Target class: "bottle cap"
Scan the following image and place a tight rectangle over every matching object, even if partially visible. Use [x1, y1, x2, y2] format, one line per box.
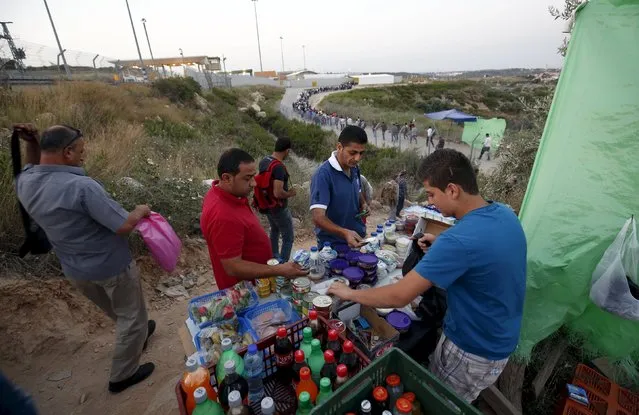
[311, 339, 321, 350]
[371, 232, 377, 237]
[328, 329, 338, 341]
[300, 367, 311, 380]
[294, 349, 305, 363]
[185, 356, 198, 372]
[382, 411, 393, 415]
[323, 242, 331, 247]
[386, 374, 400, 387]
[303, 327, 313, 338]
[337, 364, 348, 377]
[224, 359, 236, 374]
[228, 390, 241, 408]
[248, 344, 258, 354]
[395, 398, 412, 413]
[320, 377, 331, 390]
[373, 386, 388, 402]
[310, 246, 318, 252]
[343, 340, 354, 353]
[360, 400, 372, 412]
[193, 387, 207, 404]
[261, 397, 274, 412]
[277, 327, 287, 338]
[309, 310, 318, 320]
[221, 338, 232, 351]
[402, 392, 415, 402]
[324, 349, 335, 363]
[299, 391, 311, 404]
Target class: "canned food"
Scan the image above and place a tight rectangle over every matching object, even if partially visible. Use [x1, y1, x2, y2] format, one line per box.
[267, 259, 280, 293]
[256, 278, 271, 298]
[327, 318, 346, 335]
[312, 295, 333, 319]
[292, 277, 311, 301]
[303, 292, 319, 316]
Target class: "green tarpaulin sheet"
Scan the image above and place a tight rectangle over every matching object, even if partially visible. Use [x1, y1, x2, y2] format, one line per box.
[461, 118, 506, 149]
[517, 0, 639, 362]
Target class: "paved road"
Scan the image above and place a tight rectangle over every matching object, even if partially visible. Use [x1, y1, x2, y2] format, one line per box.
[280, 87, 498, 173]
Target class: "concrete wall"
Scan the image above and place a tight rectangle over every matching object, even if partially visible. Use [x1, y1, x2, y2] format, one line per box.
[288, 77, 350, 88]
[186, 69, 349, 89]
[229, 75, 281, 87]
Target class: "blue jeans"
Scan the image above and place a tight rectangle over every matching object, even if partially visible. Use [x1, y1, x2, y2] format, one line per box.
[0, 372, 39, 415]
[266, 208, 294, 262]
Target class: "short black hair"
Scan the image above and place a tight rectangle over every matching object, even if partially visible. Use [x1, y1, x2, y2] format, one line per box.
[339, 125, 368, 146]
[418, 149, 479, 195]
[217, 148, 254, 177]
[40, 125, 82, 152]
[274, 137, 292, 152]
[486, 133, 490, 136]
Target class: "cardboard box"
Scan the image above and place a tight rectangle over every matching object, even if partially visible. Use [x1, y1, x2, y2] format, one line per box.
[347, 306, 400, 360]
[423, 217, 452, 237]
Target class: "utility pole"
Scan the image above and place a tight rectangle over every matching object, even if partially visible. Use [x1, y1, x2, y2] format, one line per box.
[0, 22, 26, 71]
[92, 54, 99, 78]
[141, 18, 163, 77]
[42, 0, 71, 78]
[250, 0, 263, 72]
[124, 0, 147, 81]
[279, 36, 285, 73]
[302, 44, 306, 70]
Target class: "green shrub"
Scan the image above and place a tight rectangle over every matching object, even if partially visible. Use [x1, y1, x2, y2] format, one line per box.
[359, 147, 422, 183]
[143, 118, 199, 143]
[152, 77, 201, 103]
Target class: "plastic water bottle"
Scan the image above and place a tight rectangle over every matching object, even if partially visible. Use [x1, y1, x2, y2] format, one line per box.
[243, 344, 265, 405]
[309, 246, 321, 280]
[320, 242, 337, 277]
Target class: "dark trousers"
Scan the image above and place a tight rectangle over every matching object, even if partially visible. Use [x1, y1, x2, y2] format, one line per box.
[479, 146, 491, 160]
[266, 208, 294, 262]
[0, 372, 38, 415]
[396, 194, 405, 217]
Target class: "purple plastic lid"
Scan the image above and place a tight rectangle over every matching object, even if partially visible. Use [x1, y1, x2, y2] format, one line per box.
[358, 254, 378, 266]
[345, 251, 361, 263]
[334, 244, 350, 255]
[342, 267, 365, 282]
[386, 311, 411, 330]
[329, 258, 349, 271]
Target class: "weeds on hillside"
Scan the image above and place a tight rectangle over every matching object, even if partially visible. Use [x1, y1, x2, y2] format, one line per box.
[152, 77, 201, 103]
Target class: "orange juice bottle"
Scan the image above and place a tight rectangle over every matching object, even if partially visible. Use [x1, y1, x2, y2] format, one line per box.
[183, 357, 218, 414]
[295, 367, 318, 403]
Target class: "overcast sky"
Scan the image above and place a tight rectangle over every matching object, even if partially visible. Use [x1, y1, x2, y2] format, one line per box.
[3, 0, 566, 72]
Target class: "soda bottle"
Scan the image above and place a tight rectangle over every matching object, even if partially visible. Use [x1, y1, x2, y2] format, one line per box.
[320, 350, 337, 384]
[274, 327, 294, 383]
[242, 344, 265, 405]
[335, 364, 349, 389]
[316, 377, 332, 406]
[300, 327, 313, 361]
[226, 390, 250, 415]
[401, 392, 421, 415]
[393, 398, 412, 415]
[326, 329, 342, 362]
[338, 341, 358, 376]
[295, 367, 318, 403]
[307, 339, 325, 385]
[192, 387, 224, 415]
[216, 338, 245, 384]
[261, 397, 275, 415]
[308, 310, 322, 343]
[182, 357, 218, 415]
[296, 391, 314, 415]
[385, 374, 404, 410]
[292, 350, 309, 388]
[218, 360, 248, 409]
[359, 400, 372, 415]
[372, 386, 389, 414]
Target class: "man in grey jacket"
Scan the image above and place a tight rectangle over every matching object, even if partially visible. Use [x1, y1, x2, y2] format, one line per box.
[13, 124, 155, 394]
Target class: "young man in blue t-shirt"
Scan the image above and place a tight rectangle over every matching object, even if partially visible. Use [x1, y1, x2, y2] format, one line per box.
[328, 149, 527, 402]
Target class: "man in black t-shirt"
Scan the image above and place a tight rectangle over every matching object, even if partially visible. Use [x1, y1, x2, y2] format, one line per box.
[258, 138, 297, 262]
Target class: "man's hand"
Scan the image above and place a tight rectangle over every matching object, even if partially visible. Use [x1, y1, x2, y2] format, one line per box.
[132, 205, 152, 221]
[360, 204, 371, 218]
[13, 124, 39, 142]
[416, 233, 437, 253]
[276, 262, 309, 278]
[343, 229, 364, 249]
[327, 282, 354, 301]
[288, 188, 297, 197]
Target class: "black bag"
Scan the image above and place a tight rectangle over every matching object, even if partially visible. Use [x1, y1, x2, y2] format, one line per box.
[11, 130, 52, 257]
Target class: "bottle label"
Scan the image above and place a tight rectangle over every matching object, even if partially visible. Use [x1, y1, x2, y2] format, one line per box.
[276, 352, 293, 366]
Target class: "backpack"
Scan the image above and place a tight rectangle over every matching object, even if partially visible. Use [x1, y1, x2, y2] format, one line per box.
[253, 158, 287, 214]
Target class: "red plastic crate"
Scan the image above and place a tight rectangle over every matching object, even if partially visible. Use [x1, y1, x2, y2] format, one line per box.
[570, 364, 639, 415]
[558, 383, 609, 415]
[175, 316, 370, 415]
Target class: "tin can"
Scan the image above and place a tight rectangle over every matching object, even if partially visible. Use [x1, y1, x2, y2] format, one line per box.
[256, 278, 271, 298]
[292, 277, 311, 301]
[327, 318, 346, 335]
[267, 259, 280, 293]
[292, 298, 303, 314]
[302, 292, 319, 316]
[312, 295, 333, 320]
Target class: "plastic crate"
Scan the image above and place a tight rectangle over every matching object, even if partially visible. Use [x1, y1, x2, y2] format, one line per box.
[311, 347, 481, 415]
[193, 317, 257, 366]
[176, 316, 370, 415]
[242, 299, 301, 340]
[571, 364, 639, 415]
[188, 284, 259, 329]
[556, 385, 609, 415]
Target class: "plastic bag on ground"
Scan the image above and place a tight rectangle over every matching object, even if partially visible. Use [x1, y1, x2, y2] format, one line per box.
[590, 217, 639, 321]
[135, 212, 182, 272]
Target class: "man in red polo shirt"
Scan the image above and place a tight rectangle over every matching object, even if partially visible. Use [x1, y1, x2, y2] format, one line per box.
[201, 148, 308, 290]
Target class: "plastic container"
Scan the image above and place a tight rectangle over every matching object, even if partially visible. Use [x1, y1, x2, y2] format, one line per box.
[192, 387, 224, 415]
[357, 254, 378, 270]
[308, 339, 325, 385]
[243, 299, 301, 340]
[261, 397, 275, 415]
[320, 243, 338, 277]
[297, 391, 315, 414]
[189, 285, 258, 329]
[329, 259, 349, 276]
[386, 311, 412, 334]
[216, 338, 245, 385]
[182, 357, 218, 415]
[296, 367, 318, 403]
[345, 251, 361, 267]
[227, 390, 250, 415]
[194, 317, 256, 366]
[333, 244, 350, 259]
[316, 378, 333, 405]
[243, 344, 265, 405]
[569, 363, 639, 415]
[343, 267, 365, 288]
[309, 247, 322, 281]
[309, 348, 482, 415]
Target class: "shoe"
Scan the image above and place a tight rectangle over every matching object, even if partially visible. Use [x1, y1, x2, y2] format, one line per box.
[143, 320, 156, 351]
[108, 363, 155, 393]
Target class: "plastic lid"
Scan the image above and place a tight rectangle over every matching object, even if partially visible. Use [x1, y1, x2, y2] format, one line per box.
[300, 367, 311, 380]
[247, 343, 258, 354]
[294, 349, 305, 363]
[320, 377, 331, 390]
[382, 411, 392, 415]
[309, 310, 318, 320]
[310, 246, 318, 252]
[185, 356, 198, 372]
[303, 327, 313, 338]
[311, 338, 321, 350]
[329, 258, 349, 270]
[337, 364, 348, 377]
[361, 400, 372, 412]
[386, 311, 412, 330]
[371, 232, 377, 237]
[357, 254, 378, 266]
[277, 327, 287, 338]
[299, 391, 311, 405]
[343, 340, 354, 353]
[193, 387, 208, 404]
[386, 374, 401, 387]
[261, 397, 274, 413]
[324, 350, 335, 363]
[224, 359, 236, 374]
[334, 243, 349, 253]
[345, 251, 361, 261]
[228, 390, 241, 407]
[328, 329, 338, 341]
[323, 242, 331, 247]
[342, 267, 364, 282]
[221, 337, 232, 351]
[395, 398, 413, 413]
[373, 386, 389, 402]
[402, 392, 415, 402]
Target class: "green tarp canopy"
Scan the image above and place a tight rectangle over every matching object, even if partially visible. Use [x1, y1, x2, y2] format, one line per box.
[461, 118, 506, 149]
[517, 0, 639, 365]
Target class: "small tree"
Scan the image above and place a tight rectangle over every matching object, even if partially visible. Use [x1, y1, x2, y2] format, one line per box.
[549, 0, 586, 56]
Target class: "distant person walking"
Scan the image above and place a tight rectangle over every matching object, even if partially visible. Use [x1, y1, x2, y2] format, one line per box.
[381, 122, 388, 141]
[400, 123, 409, 140]
[396, 171, 407, 217]
[391, 123, 399, 143]
[410, 125, 418, 144]
[372, 121, 379, 143]
[479, 133, 492, 161]
[436, 136, 446, 151]
[427, 126, 436, 148]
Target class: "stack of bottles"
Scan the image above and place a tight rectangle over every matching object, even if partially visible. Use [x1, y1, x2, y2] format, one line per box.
[342, 374, 424, 415]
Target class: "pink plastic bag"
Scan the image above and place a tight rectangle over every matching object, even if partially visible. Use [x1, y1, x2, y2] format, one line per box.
[135, 212, 182, 272]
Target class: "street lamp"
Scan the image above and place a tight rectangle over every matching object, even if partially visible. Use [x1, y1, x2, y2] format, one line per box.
[124, 0, 146, 81]
[302, 45, 306, 70]
[250, 0, 264, 72]
[179, 48, 184, 74]
[141, 18, 163, 77]
[43, 0, 71, 78]
[279, 36, 285, 72]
